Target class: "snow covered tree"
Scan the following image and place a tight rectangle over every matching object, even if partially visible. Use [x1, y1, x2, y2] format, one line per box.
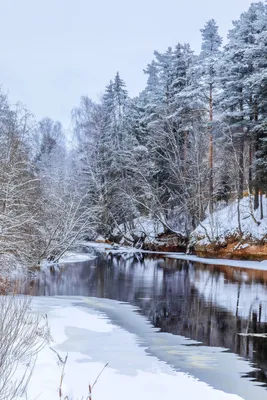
[72, 95, 113, 235]
[0, 97, 41, 268]
[36, 117, 65, 160]
[72, 74, 141, 237]
[218, 2, 267, 212]
[33, 116, 93, 262]
[136, 42, 210, 233]
[1, 0, 265, 256]
[199, 19, 222, 210]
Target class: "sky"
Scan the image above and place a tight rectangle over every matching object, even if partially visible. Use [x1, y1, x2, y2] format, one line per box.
[0, 0, 255, 129]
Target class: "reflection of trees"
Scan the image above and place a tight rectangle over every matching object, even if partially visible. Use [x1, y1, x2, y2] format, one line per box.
[21, 253, 267, 386]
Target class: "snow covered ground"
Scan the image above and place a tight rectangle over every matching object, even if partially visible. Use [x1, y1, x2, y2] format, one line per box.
[193, 196, 267, 244]
[22, 297, 247, 400]
[113, 216, 165, 243]
[59, 251, 96, 264]
[39, 251, 96, 271]
[168, 253, 267, 270]
[111, 197, 267, 249]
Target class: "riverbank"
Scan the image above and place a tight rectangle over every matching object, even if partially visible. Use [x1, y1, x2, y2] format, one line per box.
[194, 241, 267, 261]
[106, 196, 267, 262]
[141, 235, 267, 262]
[25, 297, 245, 400]
[191, 196, 267, 261]
[85, 241, 267, 271]
[108, 233, 267, 262]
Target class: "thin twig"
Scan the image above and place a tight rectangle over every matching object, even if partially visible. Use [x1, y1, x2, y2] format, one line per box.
[91, 362, 109, 390]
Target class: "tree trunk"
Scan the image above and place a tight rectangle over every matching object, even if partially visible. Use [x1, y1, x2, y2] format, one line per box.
[237, 197, 242, 237]
[254, 101, 260, 210]
[238, 140, 244, 199]
[260, 189, 263, 220]
[184, 130, 188, 165]
[248, 139, 253, 194]
[209, 83, 213, 213]
[238, 94, 244, 199]
[254, 188, 259, 211]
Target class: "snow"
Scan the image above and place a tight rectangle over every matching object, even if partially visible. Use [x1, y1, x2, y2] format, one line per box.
[168, 253, 267, 270]
[95, 234, 106, 242]
[40, 252, 96, 271]
[192, 196, 267, 245]
[113, 216, 164, 242]
[59, 251, 96, 264]
[83, 241, 113, 250]
[23, 297, 243, 400]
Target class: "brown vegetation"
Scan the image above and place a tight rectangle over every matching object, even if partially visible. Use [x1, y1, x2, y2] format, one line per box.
[195, 240, 267, 261]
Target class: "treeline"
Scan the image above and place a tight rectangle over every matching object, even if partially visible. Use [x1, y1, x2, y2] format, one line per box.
[73, 2, 267, 238]
[0, 95, 92, 270]
[1, 2, 267, 269]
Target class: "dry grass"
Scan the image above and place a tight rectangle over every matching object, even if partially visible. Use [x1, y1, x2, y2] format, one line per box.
[51, 347, 108, 400]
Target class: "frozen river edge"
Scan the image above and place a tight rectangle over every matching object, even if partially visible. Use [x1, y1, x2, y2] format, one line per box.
[20, 296, 260, 400]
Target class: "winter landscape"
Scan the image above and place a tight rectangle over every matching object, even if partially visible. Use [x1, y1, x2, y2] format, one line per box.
[1, 0, 267, 399]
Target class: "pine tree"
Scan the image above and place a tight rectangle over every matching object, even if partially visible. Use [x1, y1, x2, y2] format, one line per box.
[219, 2, 266, 210]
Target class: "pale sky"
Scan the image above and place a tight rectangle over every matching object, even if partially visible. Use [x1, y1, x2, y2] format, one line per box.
[0, 0, 255, 128]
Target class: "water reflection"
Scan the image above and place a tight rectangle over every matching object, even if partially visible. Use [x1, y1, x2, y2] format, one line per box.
[22, 250, 267, 388]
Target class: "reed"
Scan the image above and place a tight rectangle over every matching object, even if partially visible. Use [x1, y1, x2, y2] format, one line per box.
[51, 347, 108, 400]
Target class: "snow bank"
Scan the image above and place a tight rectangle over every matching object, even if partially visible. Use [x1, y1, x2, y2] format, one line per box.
[59, 251, 96, 264]
[168, 253, 267, 270]
[40, 252, 96, 271]
[24, 297, 243, 400]
[83, 241, 113, 250]
[192, 196, 267, 245]
[113, 216, 164, 243]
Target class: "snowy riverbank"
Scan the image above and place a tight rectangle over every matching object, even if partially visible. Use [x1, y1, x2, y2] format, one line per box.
[22, 297, 247, 400]
[191, 196, 267, 260]
[84, 241, 267, 271]
[105, 196, 267, 261]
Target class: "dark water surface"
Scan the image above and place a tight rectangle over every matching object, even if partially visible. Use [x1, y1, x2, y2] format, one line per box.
[22, 247, 267, 399]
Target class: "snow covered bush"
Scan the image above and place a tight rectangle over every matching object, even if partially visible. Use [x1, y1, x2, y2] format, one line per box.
[0, 295, 50, 400]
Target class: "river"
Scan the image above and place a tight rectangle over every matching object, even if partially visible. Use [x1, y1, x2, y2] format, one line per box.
[21, 246, 267, 399]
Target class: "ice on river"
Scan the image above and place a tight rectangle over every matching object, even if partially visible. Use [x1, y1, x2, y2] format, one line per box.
[22, 297, 244, 400]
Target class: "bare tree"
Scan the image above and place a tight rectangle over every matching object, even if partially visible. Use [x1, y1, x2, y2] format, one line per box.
[0, 295, 50, 400]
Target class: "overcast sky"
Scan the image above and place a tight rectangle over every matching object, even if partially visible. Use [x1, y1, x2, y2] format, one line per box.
[0, 0, 255, 128]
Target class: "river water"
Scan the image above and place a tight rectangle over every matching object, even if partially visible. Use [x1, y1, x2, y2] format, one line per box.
[21, 247, 267, 400]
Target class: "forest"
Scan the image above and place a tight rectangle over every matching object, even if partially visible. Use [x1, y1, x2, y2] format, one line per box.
[1, 1, 267, 270]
